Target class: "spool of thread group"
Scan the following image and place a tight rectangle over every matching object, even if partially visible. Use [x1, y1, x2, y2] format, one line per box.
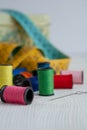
[60, 70, 83, 84]
[13, 71, 33, 86]
[0, 86, 34, 105]
[0, 65, 13, 88]
[13, 68, 27, 76]
[38, 68, 54, 96]
[54, 74, 73, 89]
[21, 77, 38, 91]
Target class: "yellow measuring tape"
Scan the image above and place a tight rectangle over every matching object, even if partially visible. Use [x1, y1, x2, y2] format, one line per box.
[6, 45, 70, 74]
[20, 47, 48, 71]
[7, 46, 48, 69]
[7, 46, 33, 68]
[20, 51, 70, 73]
[50, 59, 70, 74]
[0, 43, 18, 64]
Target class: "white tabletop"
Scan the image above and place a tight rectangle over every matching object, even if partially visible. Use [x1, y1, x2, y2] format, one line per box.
[0, 57, 87, 130]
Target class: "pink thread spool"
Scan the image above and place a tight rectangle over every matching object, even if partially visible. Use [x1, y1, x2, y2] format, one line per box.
[0, 86, 34, 105]
[60, 70, 83, 84]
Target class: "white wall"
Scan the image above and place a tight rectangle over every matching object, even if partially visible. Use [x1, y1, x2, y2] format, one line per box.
[0, 0, 87, 57]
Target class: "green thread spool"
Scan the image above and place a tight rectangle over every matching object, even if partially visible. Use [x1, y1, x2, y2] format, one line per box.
[38, 68, 54, 96]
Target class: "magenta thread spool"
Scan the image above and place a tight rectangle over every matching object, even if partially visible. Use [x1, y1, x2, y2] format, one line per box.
[0, 86, 34, 105]
[60, 70, 83, 84]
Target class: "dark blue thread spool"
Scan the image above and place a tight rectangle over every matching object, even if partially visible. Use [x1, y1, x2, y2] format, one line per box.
[37, 62, 50, 69]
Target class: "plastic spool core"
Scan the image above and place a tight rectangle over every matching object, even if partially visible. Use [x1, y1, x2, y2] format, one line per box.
[0, 86, 7, 102]
[31, 70, 37, 76]
[22, 79, 31, 87]
[38, 62, 49, 65]
[13, 74, 25, 86]
[24, 88, 34, 104]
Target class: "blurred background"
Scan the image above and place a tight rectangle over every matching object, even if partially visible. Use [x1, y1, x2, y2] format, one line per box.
[0, 0, 87, 58]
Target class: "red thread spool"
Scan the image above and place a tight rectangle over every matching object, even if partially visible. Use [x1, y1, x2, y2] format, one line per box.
[0, 86, 34, 105]
[54, 74, 73, 89]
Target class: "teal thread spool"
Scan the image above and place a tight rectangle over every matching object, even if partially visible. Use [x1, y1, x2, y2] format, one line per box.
[38, 68, 54, 96]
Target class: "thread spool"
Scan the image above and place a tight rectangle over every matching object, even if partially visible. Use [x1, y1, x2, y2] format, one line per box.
[31, 62, 50, 76]
[0, 65, 13, 88]
[13, 72, 32, 86]
[21, 72, 33, 78]
[29, 77, 38, 91]
[60, 70, 83, 84]
[31, 69, 55, 76]
[0, 86, 34, 105]
[21, 77, 38, 91]
[31, 70, 38, 76]
[37, 62, 50, 69]
[13, 68, 27, 76]
[38, 68, 54, 96]
[37, 62, 56, 75]
[54, 74, 73, 89]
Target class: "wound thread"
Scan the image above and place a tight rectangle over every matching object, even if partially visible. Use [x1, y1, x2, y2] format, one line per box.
[22, 76, 38, 91]
[13, 68, 27, 76]
[0, 86, 34, 105]
[13, 72, 32, 86]
[37, 62, 50, 69]
[54, 74, 73, 89]
[38, 68, 54, 96]
[60, 70, 83, 84]
[0, 65, 13, 88]
[21, 72, 33, 78]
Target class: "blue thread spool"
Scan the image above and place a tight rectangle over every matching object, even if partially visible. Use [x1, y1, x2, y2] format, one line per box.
[13, 68, 26, 76]
[29, 77, 38, 91]
[22, 76, 38, 91]
[37, 62, 50, 69]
